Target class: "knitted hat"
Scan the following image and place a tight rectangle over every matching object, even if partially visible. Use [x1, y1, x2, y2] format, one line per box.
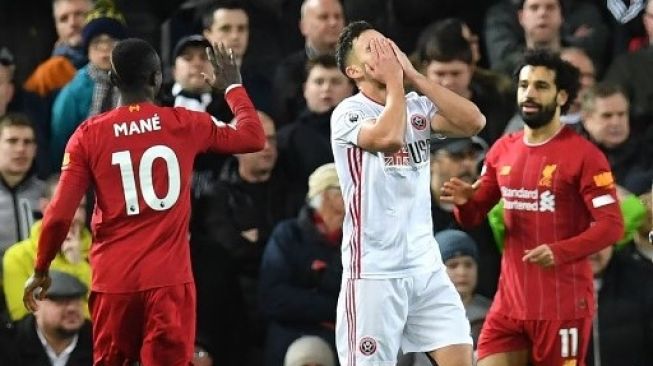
[307, 163, 340, 200]
[81, 0, 127, 51]
[436, 229, 479, 263]
[284, 336, 335, 366]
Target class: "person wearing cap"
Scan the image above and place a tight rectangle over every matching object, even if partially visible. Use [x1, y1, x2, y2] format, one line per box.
[51, 0, 128, 170]
[3, 173, 91, 322]
[14, 270, 92, 365]
[284, 335, 336, 366]
[189, 111, 290, 363]
[437, 230, 492, 346]
[430, 136, 500, 299]
[259, 163, 343, 366]
[159, 35, 214, 113]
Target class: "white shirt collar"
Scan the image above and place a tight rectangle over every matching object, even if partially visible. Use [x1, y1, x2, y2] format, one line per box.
[36, 324, 79, 366]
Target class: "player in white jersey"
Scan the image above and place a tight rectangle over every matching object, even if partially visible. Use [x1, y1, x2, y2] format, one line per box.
[331, 21, 486, 365]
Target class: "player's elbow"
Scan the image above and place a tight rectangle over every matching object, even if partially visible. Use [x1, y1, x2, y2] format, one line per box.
[463, 109, 486, 136]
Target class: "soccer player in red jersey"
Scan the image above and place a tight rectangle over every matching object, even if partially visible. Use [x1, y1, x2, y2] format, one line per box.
[441, 49, 624, 366]
[22, 38, 265, 365]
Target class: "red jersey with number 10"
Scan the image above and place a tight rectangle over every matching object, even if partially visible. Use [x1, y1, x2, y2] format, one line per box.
[36, 86, 264, 293]
[454, 127, 623, 320]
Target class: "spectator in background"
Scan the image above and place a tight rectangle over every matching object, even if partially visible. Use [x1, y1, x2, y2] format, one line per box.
[190, 111, 291, 365]
[559, 47, 596, 126]
[429, 137, 500, 299]
[14, 270, 93, 365]
[484, 0, 609, 76]
[625, 191, 653, 264]
[437, 230, 492, 347]
[604, 0, 653, 133]
[273, 0, 345, 124]
[23, 0, 92, 98]
[159, 35, 213, 113]
[259, 163, 343, 366]
[284, 335, 336, 366]
[50, 0, 127, 169]
[415, 20, 514, 146]
[0, 114, 43, 253]
[277, 54, 353, 213]
[580, 82, 653, 195]
[3, 174, 91, 321]
[201, 0, 273, 120]
[0, 46, 15, 118]
[587, 239, 653, 365]
[602, 0, 648, 55]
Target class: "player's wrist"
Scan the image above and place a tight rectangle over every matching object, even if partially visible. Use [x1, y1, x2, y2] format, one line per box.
[33, 268, 48, 277]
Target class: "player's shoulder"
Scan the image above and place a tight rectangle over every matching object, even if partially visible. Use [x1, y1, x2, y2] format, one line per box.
[559, 127, 602, 155]
[332, 93, 369, 121]
[492, 129, 524, 151]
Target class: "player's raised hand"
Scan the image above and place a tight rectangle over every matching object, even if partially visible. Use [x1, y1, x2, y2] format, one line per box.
[365, 38, 403, 85]
[23, 271, 51, 313]
[440, 177, 479, 206]
[203, 42, 242, 92]
[387, 40, 419, 82]
[523, 244, 555, 267]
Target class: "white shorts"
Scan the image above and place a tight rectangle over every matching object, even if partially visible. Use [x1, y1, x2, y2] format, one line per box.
[336, 269, 472, 365]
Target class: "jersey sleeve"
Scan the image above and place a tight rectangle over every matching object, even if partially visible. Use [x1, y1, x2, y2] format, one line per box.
[331, 100, 373, 147]
[454, 142, 503, 228]
[188, 85, 265, 154]
[548, 146, 624, 264]
[35, 128, 92, 272]
[416, 94, 438, 120]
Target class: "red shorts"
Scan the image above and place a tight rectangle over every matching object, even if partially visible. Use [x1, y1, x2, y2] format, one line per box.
[88, 283, 196, 366]
[477, 312, 591, 366]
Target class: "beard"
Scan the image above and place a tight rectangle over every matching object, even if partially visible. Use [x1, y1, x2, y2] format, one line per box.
[519, 100, 557, 129]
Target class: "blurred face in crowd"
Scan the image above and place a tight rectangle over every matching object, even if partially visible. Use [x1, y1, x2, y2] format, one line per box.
[560, 48, 595, 113]
[237, 113, 277, 177]
[589, 245, 613, 277]
[0, 125, 36, 178]
[203, 8, 249, 61]
[319, 187, 345, 231]
[519, 0, 563, 46]
[304, 64, 353, 113]
[53, 0, 91, 46]
[517, 65, 565, 129]
[0, 65, 14, 116]
[300, 0, 345, 53]
[582, 93, 630, 149]
[88, 34, 118, 70]
[36, 297, 85, 339]
[445, 255, 478, 301]
[173, 46, 212, 93]
[425, 60, 473, 99]
[430, 146, 481, 203]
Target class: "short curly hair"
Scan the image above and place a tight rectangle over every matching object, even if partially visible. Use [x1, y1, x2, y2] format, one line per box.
[335, 21, 374, 77]
[516, 49, 580, 114]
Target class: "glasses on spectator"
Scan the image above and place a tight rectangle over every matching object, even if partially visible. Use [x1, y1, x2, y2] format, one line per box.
[0, 47, 14, 66]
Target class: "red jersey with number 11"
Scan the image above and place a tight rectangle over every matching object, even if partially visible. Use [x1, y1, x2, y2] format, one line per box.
[36, 86, 264, 292]
[454, 127, 623, 320]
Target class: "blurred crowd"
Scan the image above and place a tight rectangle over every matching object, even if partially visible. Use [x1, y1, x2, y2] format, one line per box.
[0, 0, 652, 365]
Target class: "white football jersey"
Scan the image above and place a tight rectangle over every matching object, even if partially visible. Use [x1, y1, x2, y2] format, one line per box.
[331, 92, 443, 279]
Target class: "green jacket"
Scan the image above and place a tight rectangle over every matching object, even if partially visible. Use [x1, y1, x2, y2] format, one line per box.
[2, 220, 92, 320]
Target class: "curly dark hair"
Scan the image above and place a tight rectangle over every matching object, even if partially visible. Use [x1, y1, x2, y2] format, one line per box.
[335, 20, 374, 77]
[516, 49, 580, 114]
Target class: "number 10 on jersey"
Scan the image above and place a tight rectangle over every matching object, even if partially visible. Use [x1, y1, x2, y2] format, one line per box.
[111, 145, 181, 216]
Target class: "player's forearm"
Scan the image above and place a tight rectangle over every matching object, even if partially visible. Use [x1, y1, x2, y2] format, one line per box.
[454, 200, 490, 228]
[549, 210, 624, 265]
[412, 74, 485, 136]
[368, 80, 407, 152]
[223, 85, 266, 153]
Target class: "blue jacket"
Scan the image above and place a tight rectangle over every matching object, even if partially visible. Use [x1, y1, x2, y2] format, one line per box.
[259, 206, 342, 366]
[51, 65, 93, 170]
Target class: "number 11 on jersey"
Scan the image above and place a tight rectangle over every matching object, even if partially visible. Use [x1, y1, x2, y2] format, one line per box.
[111, 145, 181, 216]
